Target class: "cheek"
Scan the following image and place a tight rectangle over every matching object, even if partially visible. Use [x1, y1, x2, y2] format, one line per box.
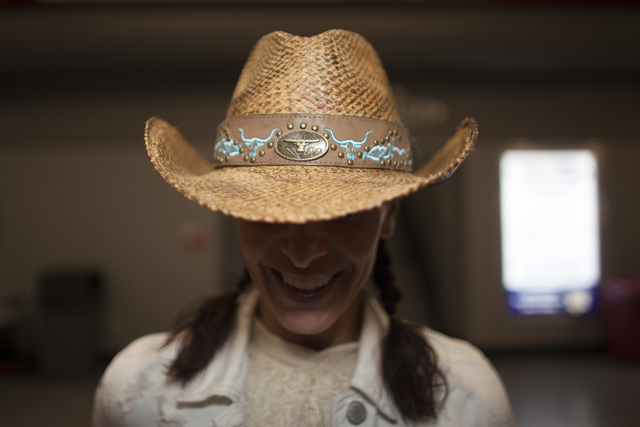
[344, 232, 379, 264]
[236, 222, 282, 264]
[330, 217, 384, 268]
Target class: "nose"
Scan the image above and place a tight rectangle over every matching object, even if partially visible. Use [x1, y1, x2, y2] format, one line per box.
[280, 224, 328, 269]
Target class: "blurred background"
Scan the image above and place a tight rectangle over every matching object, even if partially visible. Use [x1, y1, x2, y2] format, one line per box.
[0, 1, 639, 426]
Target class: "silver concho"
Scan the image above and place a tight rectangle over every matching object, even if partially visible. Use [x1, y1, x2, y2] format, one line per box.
[275, 130, 329, 162]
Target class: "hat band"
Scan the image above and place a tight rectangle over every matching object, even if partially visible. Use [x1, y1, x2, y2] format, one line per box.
[213, 115, 413, 171]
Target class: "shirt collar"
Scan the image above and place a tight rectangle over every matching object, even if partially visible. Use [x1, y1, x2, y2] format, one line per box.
[176, 289, 258, 403]
[350, 295, 400, 422]
[175, 287, 400, 422]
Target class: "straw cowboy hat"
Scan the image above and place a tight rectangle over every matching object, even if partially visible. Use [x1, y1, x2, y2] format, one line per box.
[145, 29, 477, 223]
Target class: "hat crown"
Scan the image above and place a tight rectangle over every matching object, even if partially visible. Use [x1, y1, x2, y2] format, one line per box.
[226, 30, 400, 122]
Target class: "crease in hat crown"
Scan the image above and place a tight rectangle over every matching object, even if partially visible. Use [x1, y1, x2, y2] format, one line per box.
[144, 29, 478, 223]
[226, 30, 400, 122]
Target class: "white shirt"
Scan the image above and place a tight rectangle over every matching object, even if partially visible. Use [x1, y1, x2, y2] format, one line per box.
[92, 289, 515, 427]
[244, 318, 358, 426]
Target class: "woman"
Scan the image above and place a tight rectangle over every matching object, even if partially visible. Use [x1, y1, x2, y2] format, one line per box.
[92, 30, 514, 427]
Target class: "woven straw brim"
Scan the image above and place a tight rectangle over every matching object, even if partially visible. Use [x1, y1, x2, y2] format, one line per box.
[145, 117, 476, 223]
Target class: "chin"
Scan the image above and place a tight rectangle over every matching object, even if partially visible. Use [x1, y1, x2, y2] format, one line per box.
[278, 310, 338, 336]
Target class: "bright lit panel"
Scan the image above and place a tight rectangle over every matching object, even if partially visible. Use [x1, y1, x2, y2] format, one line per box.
[500, 149, 600, 316]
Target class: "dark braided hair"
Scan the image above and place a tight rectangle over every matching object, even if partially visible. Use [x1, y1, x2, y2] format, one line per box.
[164, 269, 250, 385]
[374, 240, 448, 422]
[165, 243, 447, 422]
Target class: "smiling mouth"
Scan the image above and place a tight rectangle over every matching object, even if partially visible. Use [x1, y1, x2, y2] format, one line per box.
[281, 273, 332, 291]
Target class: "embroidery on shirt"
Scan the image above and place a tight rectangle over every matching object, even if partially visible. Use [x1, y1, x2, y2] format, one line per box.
[244, 319, 358, 427]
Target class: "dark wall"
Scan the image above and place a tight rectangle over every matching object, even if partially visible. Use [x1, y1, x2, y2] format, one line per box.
[1, 4, 638, 350]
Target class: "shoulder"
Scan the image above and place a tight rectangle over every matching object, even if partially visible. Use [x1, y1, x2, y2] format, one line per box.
[420, 327, 516, 427]
[102, 333, 175, 388]
[422, 328, 489, 373]
[92, 333, 179, 427]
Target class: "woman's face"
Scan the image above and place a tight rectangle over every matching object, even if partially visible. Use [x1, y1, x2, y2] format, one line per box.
[236, 201, 399, 349]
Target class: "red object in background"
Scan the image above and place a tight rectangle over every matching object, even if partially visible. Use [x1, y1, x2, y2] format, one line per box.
[600, 273, 640, 364]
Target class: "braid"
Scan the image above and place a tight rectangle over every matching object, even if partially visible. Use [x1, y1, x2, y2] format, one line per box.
[164, 269, 250, 385]
[373, 241, 448, 422]
[374, 240, 401, 316]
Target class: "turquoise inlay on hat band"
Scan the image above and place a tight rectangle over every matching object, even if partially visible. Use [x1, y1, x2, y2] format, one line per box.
[212, 114, 413, 171]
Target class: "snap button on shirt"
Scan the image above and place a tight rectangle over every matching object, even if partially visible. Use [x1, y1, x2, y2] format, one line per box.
[347, 401, 367, 425]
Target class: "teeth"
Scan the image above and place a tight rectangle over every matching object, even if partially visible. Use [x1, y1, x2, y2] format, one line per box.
[282, 273, 331, 291]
